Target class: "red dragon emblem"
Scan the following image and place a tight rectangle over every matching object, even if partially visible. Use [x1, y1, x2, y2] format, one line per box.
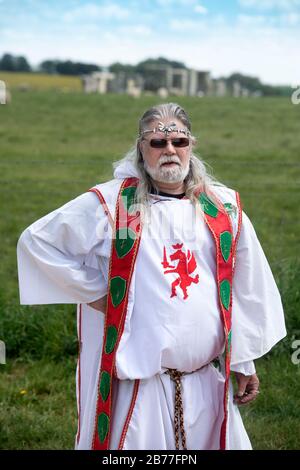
[162, 244, 199, 300]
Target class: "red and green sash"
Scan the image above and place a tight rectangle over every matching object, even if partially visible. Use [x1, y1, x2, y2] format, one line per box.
[199, 192, 241, 449]
[89, 178, 241, 450]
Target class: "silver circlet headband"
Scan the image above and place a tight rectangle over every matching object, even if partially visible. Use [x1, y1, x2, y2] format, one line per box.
[140, 121, 191, 137]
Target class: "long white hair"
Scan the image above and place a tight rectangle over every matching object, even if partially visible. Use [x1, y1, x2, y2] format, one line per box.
[113, 102, 224, 209]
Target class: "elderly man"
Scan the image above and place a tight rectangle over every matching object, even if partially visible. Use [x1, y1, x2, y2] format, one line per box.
[17, 103, 286, 450]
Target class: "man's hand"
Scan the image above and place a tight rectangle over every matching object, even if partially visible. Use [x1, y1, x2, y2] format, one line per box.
[233, 372, 260, 406]
[87, 295, 107, 313]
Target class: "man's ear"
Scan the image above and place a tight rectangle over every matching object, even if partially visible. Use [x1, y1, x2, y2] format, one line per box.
[190, 136, 197, 147]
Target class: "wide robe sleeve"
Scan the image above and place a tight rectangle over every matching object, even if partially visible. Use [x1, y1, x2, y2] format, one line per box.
[230, 211, 287, 365]
[17, 192, 109, 305]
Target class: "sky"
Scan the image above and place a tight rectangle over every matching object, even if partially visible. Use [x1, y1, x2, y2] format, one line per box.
[0, 0, 299, 85]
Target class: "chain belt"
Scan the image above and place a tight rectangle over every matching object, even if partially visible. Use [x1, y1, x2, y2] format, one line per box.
[165, 369, 189, 450]
[165, 362, 218, 450]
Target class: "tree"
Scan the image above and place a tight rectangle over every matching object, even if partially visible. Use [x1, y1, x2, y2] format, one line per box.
[39, 60, 59, 74]
[0, 53, 31, 72]
[109, 62, 136, 75]
[56, 60, 76, 75]
[15, 56, 31, 72]
[226, 73, 262, 91]
[0, 53, 15, 71]
[75, 62, 101, 74]
[136, 57, 186, 73]
[39, 59, 101, 75]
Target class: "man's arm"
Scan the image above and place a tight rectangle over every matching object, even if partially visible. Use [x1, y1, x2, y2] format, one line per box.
[230, 211, 286, 364]
[17, 192, 108, 305]
[234, 372, 260, 406]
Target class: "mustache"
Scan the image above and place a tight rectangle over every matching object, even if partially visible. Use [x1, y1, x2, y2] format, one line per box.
[158, 155, 181, 166]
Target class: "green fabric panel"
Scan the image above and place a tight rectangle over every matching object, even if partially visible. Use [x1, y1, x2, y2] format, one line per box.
[220, 279, 231, 310]
[98, 413, 109, 444]
[227, 330, 232, 350]
[105, 325, 118, 354]
[110, 276, 126, 307]
[199, 192, 218, 218]
[220, 231, 232, 262]
[99, 371, 111, 402]
[115, 228, 136, 258]
[121, 186, 137, 214]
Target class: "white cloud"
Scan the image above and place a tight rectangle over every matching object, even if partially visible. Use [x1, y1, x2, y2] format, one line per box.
[118, 25, 153, 36]
[237, 14, 270, 25]
[194, 5, 208, 14]
[169, 18, 206, 31]
[280, 12, 300, 23]
[237, 11, 300, 26]
[156, 0, 198, 5]
[210, 14, 227, 26]
[1, 28, 16, 38]
[238, 0, 300, 10]
[63, 3, 130, 23]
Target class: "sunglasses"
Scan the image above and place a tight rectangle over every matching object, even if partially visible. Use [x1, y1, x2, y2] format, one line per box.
[146, 137, 190, 149]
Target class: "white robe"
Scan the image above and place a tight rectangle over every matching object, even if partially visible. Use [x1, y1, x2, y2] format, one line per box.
[17, 162, 286, 450]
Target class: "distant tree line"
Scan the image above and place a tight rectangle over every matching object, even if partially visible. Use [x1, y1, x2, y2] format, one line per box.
[0, 53, 290, 96]
[223, 72, 290, 97]
[0, 53, 101, 75]
[39, 60, 101, 75]
[0, 53, 31, 72]
[109, 57, 186, 75]
[39, 56, 186, 76]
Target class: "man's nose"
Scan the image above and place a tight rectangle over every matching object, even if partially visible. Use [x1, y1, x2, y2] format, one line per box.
[164, 141, 176, 154]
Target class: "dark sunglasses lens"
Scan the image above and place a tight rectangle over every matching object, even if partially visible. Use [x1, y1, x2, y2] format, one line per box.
[172, 138, 189, 147]
[149, 138, 189, 148]
[150, 139, 167, 148]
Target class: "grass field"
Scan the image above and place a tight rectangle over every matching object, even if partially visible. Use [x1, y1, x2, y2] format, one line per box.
[0, 88, 299, 449]
[0, 71, 81, 91]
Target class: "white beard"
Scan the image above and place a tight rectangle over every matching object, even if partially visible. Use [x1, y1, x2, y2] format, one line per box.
[144, 155, 190, 184]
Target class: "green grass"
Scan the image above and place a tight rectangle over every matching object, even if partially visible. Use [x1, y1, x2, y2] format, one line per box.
[0, 358, 77, 449]
[240, 355, 300, 450]
[0, 71, 81, 91]
[0, 90, 299, 449]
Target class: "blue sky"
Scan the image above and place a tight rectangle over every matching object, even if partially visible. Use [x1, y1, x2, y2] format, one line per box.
[0, 0, 299, 85]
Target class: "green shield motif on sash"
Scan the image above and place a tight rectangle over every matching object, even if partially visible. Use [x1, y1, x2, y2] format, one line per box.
[220, 231, 232, 262]
[121, 186, 137, 214]
[220, 279, 231, 310]
[199, 193, 218, 218]
[98, 413, 109, 443]
[115, 228, 136, 258]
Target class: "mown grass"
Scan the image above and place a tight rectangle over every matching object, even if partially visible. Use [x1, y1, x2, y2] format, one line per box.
[0, 89, 299, 449]
[0, 71, 81, 91]
[0, 358, 77, 449]
[240, 355, 300, 450]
